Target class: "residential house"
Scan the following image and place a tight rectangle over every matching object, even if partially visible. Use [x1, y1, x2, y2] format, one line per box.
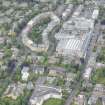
[102, 97, 105, 105]
[96, 62, 105, 69]
[48, 56, 59, 64]
[32, 65, 45, 75]
[66, 73, 76, 82]
[21, 66, 30, 81]
[62, 4, 73, 21]
[48, 67, 66, 78]
[0, 51, 4, 59]
[83, 67, 92, 81]
[11, 47, 19, 59]
[3, 82, 26, 100]
[88, 84, 105, 105]
[0, 37, 5, 44]
[74, 93, 86, 105]
[27, 81, 34, 90]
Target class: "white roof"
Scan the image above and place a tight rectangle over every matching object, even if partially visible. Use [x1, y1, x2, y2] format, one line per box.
[92, 9, 99, 19]
[72, 5, 84, 17]
[83, 67, 92, 79]
[28, 20, 34, 26]
[65, 39, 82, 50]
[62, 4, 73, 18]
[56, 38, 83, 51]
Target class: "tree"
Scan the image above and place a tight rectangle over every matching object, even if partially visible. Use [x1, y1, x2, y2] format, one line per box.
[4, 48, 12, 57]
[70, 0, 79, 5]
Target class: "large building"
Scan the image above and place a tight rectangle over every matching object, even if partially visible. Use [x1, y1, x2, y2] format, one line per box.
[21, 12, 60, 53]
[62, 4, 73, 21]
[55, 17, 94, 58]
[29, 85, 62, 105]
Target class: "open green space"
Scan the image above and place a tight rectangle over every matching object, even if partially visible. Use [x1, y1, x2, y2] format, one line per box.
[96, 99, 102, 105]
[28, 18, 50, 44]
[43, 98, 63, 105]
[92, 68, 105, 85]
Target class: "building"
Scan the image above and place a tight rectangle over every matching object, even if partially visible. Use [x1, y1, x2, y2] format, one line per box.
[66, 73, 76, 82]
[29, 85, 62, 105]
[102, 97, 105, 105]
[48, 67, 66, 78]
[92, 9, 99, 20]
[74, 93, 86, 105]
[0, 51, 4, 59]
[21, 12, 60, 53]
[11, 47, 19, 59]
[55, 17, 94, 40]
[83, 67, 92, 80]
[34, 0, 59, 4]
[0, 37, 5, 44]
[35, 76, 47, 85]
[48, 56, 59, 64]
[56, 38, 87, 58]
[62, 4, 73, 21]
[72, 5, 84, 18]
[88, 84, 105, 105]
[3, 82, 26, 100]
[88, 96, 98, 105]
[55, 17, 94, 58]
[27, 81, 34, 90]
[21, 66, 30, 81]
[32, 65, 45, 75]
[96, 62, 105, 69]
[88, 52, 96, 67]
[65, 0, 84, 4]
[94, 84, 105, 92]
[95, 0, 105, 6]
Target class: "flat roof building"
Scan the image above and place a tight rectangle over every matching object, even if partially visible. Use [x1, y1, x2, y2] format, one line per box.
[83, 67, 92, 80]
[55, 17, 94, 58]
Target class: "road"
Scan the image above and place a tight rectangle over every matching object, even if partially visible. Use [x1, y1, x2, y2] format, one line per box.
[64, 83, 81, 105]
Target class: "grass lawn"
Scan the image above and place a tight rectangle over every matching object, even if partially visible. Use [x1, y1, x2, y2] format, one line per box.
[92, 68, 105, 85]
[28, 18, 50, 44]
[96, 99, 102, 105]
[43, 98, 64, 105]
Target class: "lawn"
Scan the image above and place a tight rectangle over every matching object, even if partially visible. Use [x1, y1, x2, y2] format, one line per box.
[43, 98, 64, 105]
[96, 99, 102, 105]
[92, 68, 105, 85]
[28, 18, 50, 44]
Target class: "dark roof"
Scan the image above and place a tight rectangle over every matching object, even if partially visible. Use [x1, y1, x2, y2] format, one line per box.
[101, 20, 105, 25]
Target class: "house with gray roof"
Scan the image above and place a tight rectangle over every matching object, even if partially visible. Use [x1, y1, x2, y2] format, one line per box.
[88, 84, 105, 105]
[48, 66, 66, 78]
[32, 65, 45, 75]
